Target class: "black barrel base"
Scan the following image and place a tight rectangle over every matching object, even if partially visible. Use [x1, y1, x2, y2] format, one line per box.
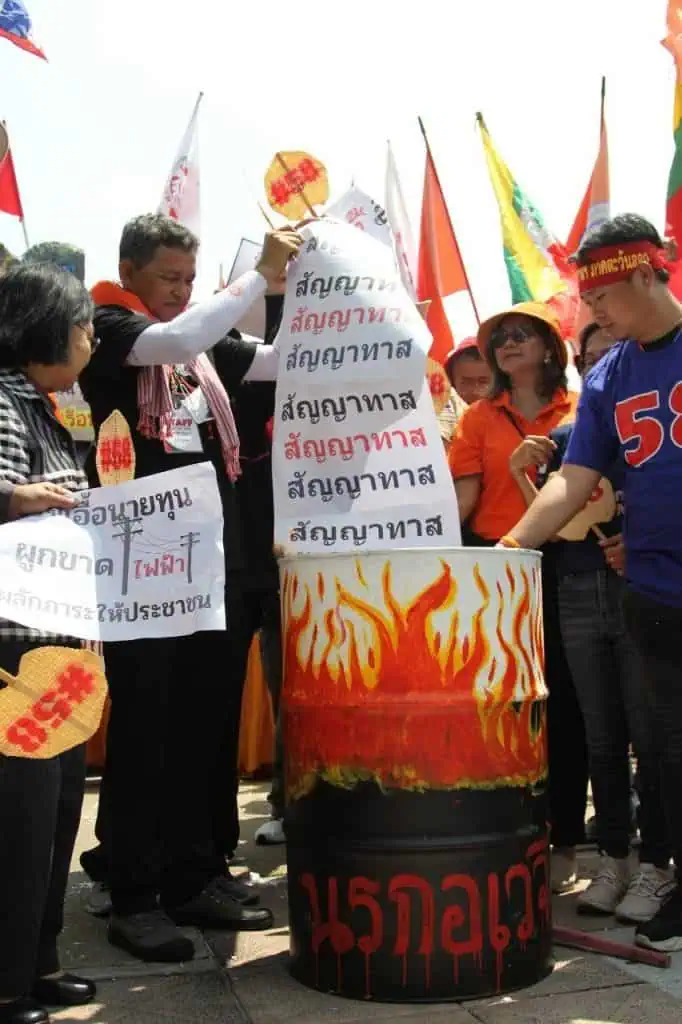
[285, 785, 553, 1003]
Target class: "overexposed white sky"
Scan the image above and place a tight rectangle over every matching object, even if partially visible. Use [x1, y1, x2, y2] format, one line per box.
[0, 0, 676, 318]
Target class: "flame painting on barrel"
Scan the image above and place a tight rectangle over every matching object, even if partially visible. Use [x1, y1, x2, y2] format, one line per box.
[281, 549, 547, 799]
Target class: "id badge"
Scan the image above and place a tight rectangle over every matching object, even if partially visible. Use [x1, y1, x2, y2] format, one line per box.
[164, 399, 204, 454]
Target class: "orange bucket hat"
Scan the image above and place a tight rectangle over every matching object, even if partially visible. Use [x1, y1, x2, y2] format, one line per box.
[477, 301, 567, 370]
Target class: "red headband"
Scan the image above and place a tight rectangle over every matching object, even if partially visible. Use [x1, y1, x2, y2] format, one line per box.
[577, 242, 671, 294]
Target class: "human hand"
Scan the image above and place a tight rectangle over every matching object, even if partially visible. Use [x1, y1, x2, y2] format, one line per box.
[600, 532, 625, 574]
[256, 228, 304, 285]
[509, 436, 556, 476]
[8, 482, 76, 519]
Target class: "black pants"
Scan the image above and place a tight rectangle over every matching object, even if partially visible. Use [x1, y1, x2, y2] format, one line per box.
[212, 585, 282, 853]
[95, 582, 279, 911]
[0, 641, 85, 999]
[623, 589, 682, 873]
[560, 571, 668, 864]
[543, 557, 589, 848]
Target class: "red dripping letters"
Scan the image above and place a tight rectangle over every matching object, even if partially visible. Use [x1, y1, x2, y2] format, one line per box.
[296, 837, 549, 998]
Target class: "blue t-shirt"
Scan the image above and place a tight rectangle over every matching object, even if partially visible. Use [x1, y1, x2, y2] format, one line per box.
[539, 423, 624, 578]
[564, 328, 682, 607]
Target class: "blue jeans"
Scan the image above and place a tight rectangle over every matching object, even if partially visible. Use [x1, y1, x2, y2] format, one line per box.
[559, 570, 669, 865]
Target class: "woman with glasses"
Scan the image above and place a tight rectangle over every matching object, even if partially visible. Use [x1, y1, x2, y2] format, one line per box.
[448, 301, 588, 895]
[0, 264, 98, 1024]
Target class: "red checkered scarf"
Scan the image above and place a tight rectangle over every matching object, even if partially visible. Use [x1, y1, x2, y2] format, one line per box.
[90, 281, 241, 481]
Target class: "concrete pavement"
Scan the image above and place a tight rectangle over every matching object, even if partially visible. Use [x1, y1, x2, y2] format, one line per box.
[53, 780, 682, 1023]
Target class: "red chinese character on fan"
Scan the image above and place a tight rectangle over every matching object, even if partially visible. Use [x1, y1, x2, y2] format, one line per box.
[285, 167, 304, 193]
[99, 437, 133, 472]
[429, 373, 446, 398]
[57, 664, 95, 704]
[270, 177, 292, 206]
[297, 158, 320, 185]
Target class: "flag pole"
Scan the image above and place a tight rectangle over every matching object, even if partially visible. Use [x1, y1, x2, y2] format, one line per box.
[600, 75, 606, 130]
[417, 116, 481, 325]
[20, 216, 29, 251]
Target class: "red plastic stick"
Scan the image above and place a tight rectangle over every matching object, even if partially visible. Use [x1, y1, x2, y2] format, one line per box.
[553, 926, 671, 969]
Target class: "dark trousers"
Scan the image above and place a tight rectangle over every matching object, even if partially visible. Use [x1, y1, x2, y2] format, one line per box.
[543, 558, 589, 848]
[258, 593, 283, 819]
[559, 571, 668, 865]
[462, 532, 588, 846]
[95, 582, 280, 910]
[0, 641, 85, 999]
[212, 585, 282, 853]
[623, 589, 682, 874]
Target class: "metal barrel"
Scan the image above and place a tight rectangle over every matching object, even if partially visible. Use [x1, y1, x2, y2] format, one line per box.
[280, 547, 551, 1002]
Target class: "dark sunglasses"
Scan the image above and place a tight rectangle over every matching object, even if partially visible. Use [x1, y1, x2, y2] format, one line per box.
[490, 325, 535, 350]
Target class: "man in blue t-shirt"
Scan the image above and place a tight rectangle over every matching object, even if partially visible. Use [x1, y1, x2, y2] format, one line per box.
[502, 214, 682, 953]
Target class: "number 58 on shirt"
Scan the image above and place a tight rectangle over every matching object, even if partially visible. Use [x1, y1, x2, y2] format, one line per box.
[615, 382, 682, 468]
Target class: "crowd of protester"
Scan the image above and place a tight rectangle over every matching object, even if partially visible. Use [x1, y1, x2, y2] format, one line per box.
[0, 210, 681, 1023]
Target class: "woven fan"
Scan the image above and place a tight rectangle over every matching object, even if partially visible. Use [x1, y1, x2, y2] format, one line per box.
[0, 648, 107, 759]
[96, 409, 136, 486]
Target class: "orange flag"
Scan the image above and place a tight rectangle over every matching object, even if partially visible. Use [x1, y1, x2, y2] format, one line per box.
[417, 145, 476, 365]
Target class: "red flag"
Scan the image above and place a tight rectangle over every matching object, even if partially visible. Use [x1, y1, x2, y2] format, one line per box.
[0, 125, 23, 220]
[566, 82, 610, 256]
[417, 147, 476, 365]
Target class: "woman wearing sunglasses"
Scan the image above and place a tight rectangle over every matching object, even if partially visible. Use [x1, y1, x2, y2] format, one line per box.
[448, 301, 588, 895]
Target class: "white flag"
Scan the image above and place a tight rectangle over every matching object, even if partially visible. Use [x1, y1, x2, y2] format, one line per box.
[385, 142, 417, 300]
[158, 93, 202, 236]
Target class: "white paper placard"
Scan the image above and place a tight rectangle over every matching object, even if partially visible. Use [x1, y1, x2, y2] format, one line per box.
[0, 463, 225, 641]
[272, 219, 461, 552]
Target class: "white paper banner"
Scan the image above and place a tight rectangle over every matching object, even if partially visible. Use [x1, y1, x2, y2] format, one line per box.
[0, 463, 225, 641]
[273, 219, 461, 553]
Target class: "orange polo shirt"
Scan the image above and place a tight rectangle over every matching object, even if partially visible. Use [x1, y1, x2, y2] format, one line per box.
[448, 389, 579, 541]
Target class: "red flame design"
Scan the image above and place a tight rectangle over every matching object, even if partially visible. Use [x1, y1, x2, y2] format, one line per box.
[282, 558, 547, 798]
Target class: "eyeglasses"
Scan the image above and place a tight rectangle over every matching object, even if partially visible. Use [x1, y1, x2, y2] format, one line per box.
[490, 325, 535, 350]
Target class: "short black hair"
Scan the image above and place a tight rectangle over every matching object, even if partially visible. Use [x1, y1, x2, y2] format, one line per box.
[0, 263, 93, 369]
[576, 321, 601, 373]
[576, 214, 669, 283]
[489, 319, 567, 401]
[119, 213, 198, 269]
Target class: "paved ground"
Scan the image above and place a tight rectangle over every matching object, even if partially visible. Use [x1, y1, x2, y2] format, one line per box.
[53, 780, 682, 1023]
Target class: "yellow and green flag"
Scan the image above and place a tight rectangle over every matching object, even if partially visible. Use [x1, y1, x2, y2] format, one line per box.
[477, 113, 578, 335]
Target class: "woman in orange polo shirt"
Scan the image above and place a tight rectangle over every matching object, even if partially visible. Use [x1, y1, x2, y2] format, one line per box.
[449, 301, 588, 895]
[448, 301, 577, 542]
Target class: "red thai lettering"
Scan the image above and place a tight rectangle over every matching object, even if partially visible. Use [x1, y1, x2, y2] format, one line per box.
[299, 874, 354, 989]
[348, 877, 383, 998]
[388, 874, 435, 989]
[441, 874, 483, 985]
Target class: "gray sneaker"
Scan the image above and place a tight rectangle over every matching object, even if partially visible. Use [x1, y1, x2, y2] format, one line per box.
[578, 855, 631, 915]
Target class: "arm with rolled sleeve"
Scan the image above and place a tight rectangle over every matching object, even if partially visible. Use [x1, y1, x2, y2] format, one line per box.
[0, 397, 30, 524]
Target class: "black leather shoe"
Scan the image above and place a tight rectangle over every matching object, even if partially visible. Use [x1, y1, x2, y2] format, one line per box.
[33, 974, 96, 1007]
[215, 870, 260, 906]
[0, 997, 49, 1024]
[167, 879, 274, 931]
[109, 910, 195, 963]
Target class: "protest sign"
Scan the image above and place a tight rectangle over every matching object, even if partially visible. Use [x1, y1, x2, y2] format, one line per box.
[0, 463, 225, 641]
[54, 382, 94, 442]
[325, 186, 393, 248]
[272, 219, 461, 553]
[226, 237, 266, 339]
